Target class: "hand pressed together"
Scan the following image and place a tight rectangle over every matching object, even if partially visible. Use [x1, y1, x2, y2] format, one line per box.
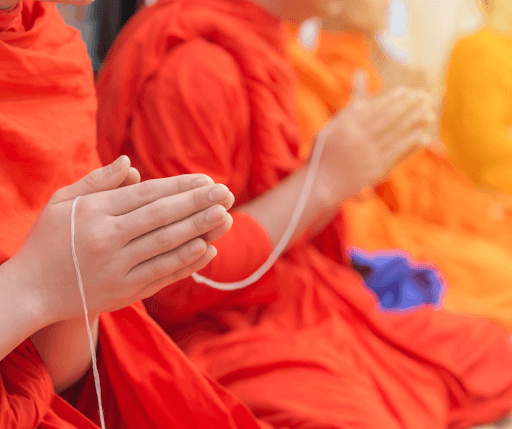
[8, 156, 234, 326]
[318, 72, 435, 199]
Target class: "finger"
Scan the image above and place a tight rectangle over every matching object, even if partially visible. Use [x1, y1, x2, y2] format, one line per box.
[202, 213, 233, 243]
[119, 167, 141, 187]
[415, 89, 434, 109]
[349, 85, 409, 126]
[378, 104, 432, 151]
[124, 205, 230, 264]
[351, 70, 368, 106]
[134, 245, 218, 302]
[363, 85, 411, 121]
[222, 190, 235, 212]
[119, 184, 234, 241]
[382, 129, 429, 174]
[126, 238, 213, 286]
[366, 92, 425, 139]
[102, 174, 215, 215]
[51, 155, 132, 203]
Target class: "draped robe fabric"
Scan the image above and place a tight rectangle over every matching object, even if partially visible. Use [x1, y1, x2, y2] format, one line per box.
[286, 24, 512, 332]
[441, 26, 512, 194]
[96, 0, 512, 427]
[0, 2, 269, 427]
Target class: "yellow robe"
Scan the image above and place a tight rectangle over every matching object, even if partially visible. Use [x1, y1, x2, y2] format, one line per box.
[441, 26, 512, 193]
[287, 25, 512, 331]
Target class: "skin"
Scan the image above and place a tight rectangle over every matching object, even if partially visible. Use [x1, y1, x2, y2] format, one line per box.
[0, 0, 232, 391]
[484, 0, 512, 33]
[239, 73, 433, 246]
[0, 0, 426, 394]
[243, 0, 434, 246]
[0, 154, 234, 393]
[316, 0, 433, 94]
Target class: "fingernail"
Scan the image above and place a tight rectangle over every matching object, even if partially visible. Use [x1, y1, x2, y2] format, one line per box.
[206, 206, 225, 222]
[226, 213, 234, 228]
[193, 176, 214, 188]
[209, 245, 218, 258]
[109, 155, 128, 174]
[191, 240, 206, 255]
[209, 185, 230, 202]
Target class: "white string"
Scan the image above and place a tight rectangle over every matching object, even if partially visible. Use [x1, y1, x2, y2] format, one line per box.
[71, 196, 106, 429]
[191, 128, 329, 290]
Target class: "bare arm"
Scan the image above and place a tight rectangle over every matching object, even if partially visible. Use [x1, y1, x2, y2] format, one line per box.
[1, 157, 234, 391]
[0, 256, 50, 362]
[241, 79, 433, 248]
[239, 163, 349, 247]
[30, 316, 99, 392]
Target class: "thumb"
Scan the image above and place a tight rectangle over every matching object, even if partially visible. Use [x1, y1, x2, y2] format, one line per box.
[352, 71, 368, 105]
[51, 155, 132, 203]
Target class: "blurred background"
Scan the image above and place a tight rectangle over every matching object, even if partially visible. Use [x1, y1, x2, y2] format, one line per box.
[57, 0, 485, 100]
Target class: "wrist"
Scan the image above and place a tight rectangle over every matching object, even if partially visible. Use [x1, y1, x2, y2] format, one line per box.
[315, 162, 358, 207]
[2, 252, 56, 330]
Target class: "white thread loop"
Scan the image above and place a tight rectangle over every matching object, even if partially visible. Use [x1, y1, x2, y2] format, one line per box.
[191, 129, 329, 291]
[71, 196, 106, 429]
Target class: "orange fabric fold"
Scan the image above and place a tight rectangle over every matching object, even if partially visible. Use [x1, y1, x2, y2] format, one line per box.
[287, 23, 512, 330]
[96, 1, 512, 427]
[0, 2, 270, 427]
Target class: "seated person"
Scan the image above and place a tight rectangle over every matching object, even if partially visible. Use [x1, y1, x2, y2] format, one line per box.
[286, 1, 512, 329]
[96, 0, 512, 427]
[0, 0, 272, 427]
[441, 0, 512, 193]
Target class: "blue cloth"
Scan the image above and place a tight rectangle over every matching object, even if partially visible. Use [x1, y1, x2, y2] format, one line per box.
[349, 248, 445, 311]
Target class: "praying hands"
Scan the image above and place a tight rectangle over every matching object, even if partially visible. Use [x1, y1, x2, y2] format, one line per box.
[0, 155, 234, 364]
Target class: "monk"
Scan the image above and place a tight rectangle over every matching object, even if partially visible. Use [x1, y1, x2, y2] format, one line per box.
[286, 4, 512, 329]
[0, 0, 282, 427]
[441, 0, 512, 193]
[96, 0, 512, 427]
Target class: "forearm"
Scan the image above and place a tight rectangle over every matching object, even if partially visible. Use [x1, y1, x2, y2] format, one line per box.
[238, 164, 353, 248]
[1, 245, 98, 391]
[0, 257, 50, 361]
[30, 315, 99, 393]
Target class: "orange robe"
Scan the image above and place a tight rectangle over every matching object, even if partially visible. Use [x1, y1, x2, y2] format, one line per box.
[441, 27, 512, 193]
[286, 25, 512, 330]
[0, 2, 269, 428]
[97, 0, 512, 427]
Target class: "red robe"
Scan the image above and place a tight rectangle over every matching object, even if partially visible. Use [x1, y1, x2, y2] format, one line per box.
[0, 2, 269, 428]
[97, 0, 512, 427]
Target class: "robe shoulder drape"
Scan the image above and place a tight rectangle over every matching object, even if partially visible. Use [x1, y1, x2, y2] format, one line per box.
[97, 1, 512, 427]
[0, 2, 269, 427]
[441, 27, 512, 192]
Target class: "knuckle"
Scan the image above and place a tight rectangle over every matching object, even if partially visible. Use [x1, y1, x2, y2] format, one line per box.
[178, 243, 194, 265]
[86, 227, 110, 254]
[148, 200, 166, 225]
[155, 228, 172, 249]
[50, 189, 64, 203]
[75, 197, 95, 221]
[83, 168, 105, 189]
[177, 175, 189, 194]
[111, 216, 125, 236]
[193, 187, 204, 208]
[192, 212, 204, 231]
[150, 258, 165, 279]
[137, 180, 155, 202]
